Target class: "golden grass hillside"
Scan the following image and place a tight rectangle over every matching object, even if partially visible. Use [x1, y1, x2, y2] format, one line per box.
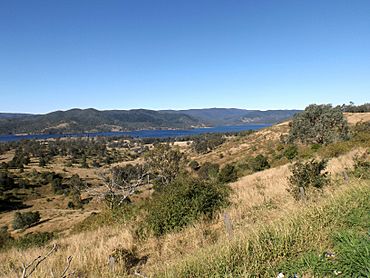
[0, 147, 367, 277]
[344, 112, 370, 124]
[160, 179, 370, 277]
[191, 112, 370, 167]
[0, 113, 369, 277]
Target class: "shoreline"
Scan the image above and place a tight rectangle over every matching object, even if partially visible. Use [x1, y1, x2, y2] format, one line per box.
[0, 124, 271, 142]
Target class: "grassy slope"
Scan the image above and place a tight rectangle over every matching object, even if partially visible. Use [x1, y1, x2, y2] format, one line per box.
[159, 179, 370, 277]
[1, 150, 364, 278]
[0, 113, 369, 277]
[192, 112, 370, 167]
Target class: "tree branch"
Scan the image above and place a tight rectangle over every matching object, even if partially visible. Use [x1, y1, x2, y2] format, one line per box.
[21, 244, 57, 278]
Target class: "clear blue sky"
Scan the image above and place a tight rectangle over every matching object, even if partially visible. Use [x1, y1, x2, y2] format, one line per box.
[0, 0, 369, 113]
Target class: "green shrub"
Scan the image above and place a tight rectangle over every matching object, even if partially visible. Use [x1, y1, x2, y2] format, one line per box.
[12, 211, 41, 230]
[192, 134, 225, 154]
[189, 160, 200, 171]
[50, 174, 68, 194]
[352, 121, 370, 134]
[68, 174, 84, 209]
[109, 246, 146, 273]
[146, 177, 230, 236]
[197, 162, 220, 180]
[218, 164, 238, 184]
[310, 144, 321, 151]
[14, 232, 54, 249]
[318, 141, 352, 159]
[0, 170, 15, 191]
[352, 153, 370, 179]
[283, 145, 298, 160]
[298, 146, 317, 159]
[235, 155, 271, 177]
[288, 159, 329, 200]
[250, 154, 270, 172]
[72, 212, 112, 233]
[38, 157, 47, 167]
[160, 183, 369, 277]
[0, 226, 13, 249]
[288, 104, 349, 144]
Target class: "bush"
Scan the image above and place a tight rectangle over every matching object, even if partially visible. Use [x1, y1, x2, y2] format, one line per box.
[0, 226, 13, 249]
[72, 212, 112, 233]
[12, 211, 41, 230]
[311, 144, 321, 151]
[352, 153, 370, 179]
[0, 170, 15, 191]
[189, 160, 200, 171]
[47, 172, 68, 194]
[218, 164, 238, 183]
[318, 141, 352, 159]
[38, 157, 48, 167]
[288, 159, 329, 200]
[68, 174, 84, 209]
[250, 154, 270, 172]
[349, 122, 370, 147]
[14, 232, 54, 249]
[109, 246, 147, 273]
[146, 177, 230, 236]
[192, 134, 226, 154]
[283, 145, 298, 160]
[145, 143, 185, 188]
[197, 162, 220, 180]
[288, 104, 349, 145]
[352, 121, 370, 135]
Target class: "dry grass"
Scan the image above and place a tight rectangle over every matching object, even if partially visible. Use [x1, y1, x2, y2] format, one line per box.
[0, 157, 104, 238]
[0, 225, 135, 277]
[0, 192, 101, 239]
[1, 114, 369, 277]
[0, 148, 365, 278]
[159, 179, 370, 277]
[193, 123, 290, 167]
[0, 150, 15, 163]
[344, 112, 370, 124]
[144, 148, 366, 274]
[190, 111, 369, 167]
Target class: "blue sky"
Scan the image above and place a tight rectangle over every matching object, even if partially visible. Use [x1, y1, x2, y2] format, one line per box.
[0, 0, 369, 113]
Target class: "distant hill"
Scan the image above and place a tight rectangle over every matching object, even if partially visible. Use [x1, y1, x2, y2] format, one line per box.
[166, 108, 301, 125]
[0, 109, 201, 135]
[0, 113, 34, 119]
[0, 108, 301, 135]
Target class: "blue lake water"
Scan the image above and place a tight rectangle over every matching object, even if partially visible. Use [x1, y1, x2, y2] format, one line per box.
[0, 124, 271, 142]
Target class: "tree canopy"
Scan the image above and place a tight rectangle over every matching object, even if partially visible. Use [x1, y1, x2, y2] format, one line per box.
[288, 104, 349, 145]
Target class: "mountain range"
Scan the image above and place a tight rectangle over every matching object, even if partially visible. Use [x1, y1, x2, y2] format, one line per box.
[0, 108, 300, 135]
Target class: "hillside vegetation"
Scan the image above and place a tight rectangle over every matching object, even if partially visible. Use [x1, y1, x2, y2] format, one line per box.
[165, 108, 301, 126]
[0, 107, 369, 277]
[161, 180, 369, 277]
[0, 108, 300, 135]
[0, 109, 201, 135]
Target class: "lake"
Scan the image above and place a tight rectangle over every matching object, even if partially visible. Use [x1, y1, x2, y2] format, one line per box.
[0, 124, 271, 142]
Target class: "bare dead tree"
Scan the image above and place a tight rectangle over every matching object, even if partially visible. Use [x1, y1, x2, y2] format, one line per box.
[51, 256, 74, 278]
[20, 244, 57, 278]
[87, 164, 150, 210]
[19, 244, 74, 278]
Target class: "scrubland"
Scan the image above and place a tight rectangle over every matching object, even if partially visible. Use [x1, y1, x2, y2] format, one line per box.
[0, 112, 369, 277]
